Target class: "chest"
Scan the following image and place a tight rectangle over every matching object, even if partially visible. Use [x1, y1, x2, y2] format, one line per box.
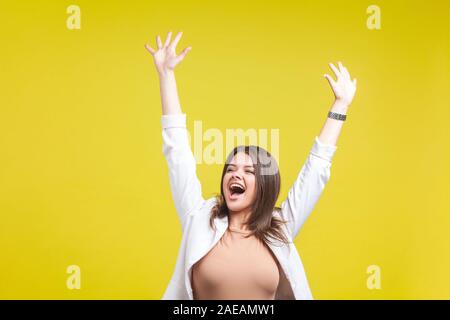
[191, 230, 281, 298]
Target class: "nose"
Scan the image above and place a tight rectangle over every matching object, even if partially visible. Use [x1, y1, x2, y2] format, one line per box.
[232, 171, 243, 180]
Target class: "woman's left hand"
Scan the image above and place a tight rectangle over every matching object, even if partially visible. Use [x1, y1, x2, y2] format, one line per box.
[324, 62, 357, 107]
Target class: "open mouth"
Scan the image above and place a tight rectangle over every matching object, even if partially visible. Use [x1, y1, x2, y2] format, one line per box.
[228, 182, 246, 199]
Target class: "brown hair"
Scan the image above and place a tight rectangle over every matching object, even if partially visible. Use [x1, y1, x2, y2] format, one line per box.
[209, 145, 291, 246]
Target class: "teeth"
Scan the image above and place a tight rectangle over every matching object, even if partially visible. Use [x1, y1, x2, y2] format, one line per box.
[229, 182, 245, 196]
[230, 183, 245, 190]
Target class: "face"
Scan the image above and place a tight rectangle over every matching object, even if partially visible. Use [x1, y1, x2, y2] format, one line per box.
[222, 152, 257, 213]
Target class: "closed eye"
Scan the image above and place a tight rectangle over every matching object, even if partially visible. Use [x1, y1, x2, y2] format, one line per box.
[227, 164, 254, 172]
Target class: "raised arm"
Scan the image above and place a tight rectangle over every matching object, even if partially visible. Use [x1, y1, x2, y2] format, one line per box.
[280, 62, 357, 239]
[320, 61, 357, 145]
[145, 31, 192, 115]
[145, 31, 204, 231]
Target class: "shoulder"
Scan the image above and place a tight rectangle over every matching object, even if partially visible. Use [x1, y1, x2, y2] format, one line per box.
[204, 197, 218, 209]
[272, 206, 282, 218]
[192, 196, 218, 217]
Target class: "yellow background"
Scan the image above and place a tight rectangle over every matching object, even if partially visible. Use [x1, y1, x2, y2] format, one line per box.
[1, 0, 449, 299]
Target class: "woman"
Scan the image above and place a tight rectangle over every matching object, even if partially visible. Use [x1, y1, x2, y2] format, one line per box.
[145, 31, 357, 300]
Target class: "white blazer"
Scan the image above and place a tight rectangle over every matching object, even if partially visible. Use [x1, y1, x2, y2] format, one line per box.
[160, 113, 337, 300]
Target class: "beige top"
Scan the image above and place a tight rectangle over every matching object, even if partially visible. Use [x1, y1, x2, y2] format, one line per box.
[191, 225, 280, 300]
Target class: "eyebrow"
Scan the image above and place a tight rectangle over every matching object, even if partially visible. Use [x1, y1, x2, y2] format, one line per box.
[227, 164, 254, 169]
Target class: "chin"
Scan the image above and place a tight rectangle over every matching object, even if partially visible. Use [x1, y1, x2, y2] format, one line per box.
[225, 198, 250, 213]
[226, 203, 244, 212]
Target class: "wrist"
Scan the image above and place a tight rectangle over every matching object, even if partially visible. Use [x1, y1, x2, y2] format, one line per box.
[331, 100, 349, 114]
[158, 68, 175, 79]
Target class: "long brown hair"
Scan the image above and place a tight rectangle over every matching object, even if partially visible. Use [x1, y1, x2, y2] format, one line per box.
[209, 145, 291, 246]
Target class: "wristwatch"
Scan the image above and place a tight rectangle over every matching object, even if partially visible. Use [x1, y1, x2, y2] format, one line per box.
[328, 111, 347, 121]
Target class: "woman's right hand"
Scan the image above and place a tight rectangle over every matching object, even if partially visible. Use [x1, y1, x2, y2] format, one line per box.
[145, 31, 192, 76]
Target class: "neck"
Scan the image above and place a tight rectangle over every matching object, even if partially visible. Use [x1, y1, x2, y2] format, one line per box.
[228, 207, 252, 230]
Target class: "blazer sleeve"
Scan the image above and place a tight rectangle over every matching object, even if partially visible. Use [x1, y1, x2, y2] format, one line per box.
[161, 113, 205, 231]
[280, 136, 338, 239]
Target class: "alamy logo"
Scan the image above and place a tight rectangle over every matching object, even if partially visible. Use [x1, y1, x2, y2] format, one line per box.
[66, 5, 81, 30]
[366, 264, 381, 290]
[185, 120, 280, 175]
[66, 265, 81, 290]
[366, 5, 381, 30]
